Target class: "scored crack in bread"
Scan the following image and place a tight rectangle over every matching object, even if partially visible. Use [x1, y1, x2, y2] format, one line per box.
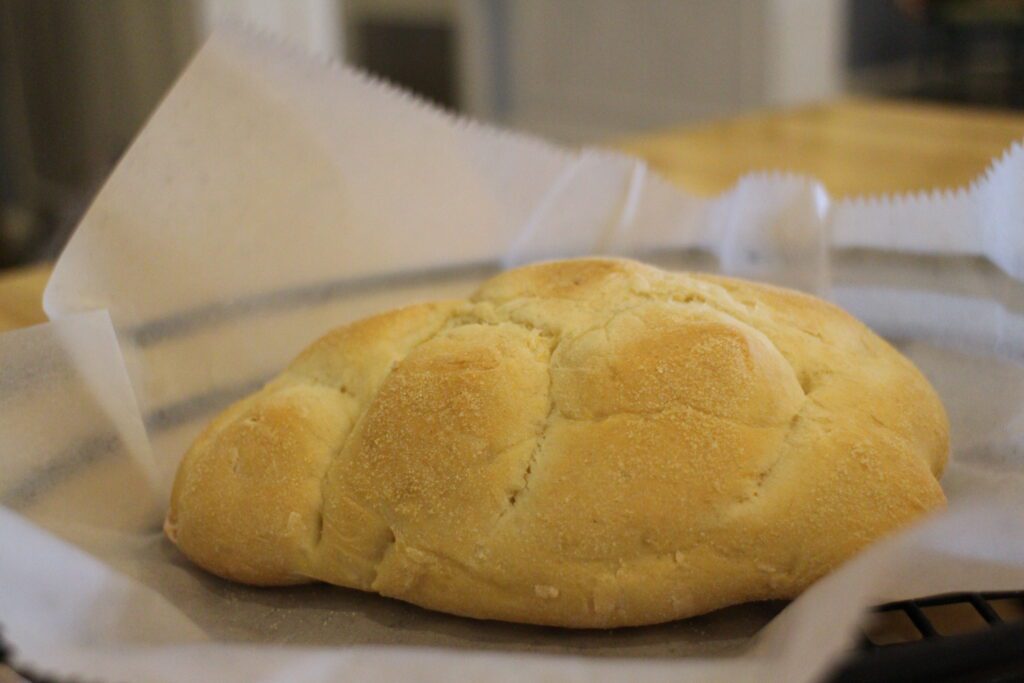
[165, 257, 948, 628]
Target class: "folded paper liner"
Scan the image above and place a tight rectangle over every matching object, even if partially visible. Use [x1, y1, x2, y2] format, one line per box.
[2, 28, 1024, 683]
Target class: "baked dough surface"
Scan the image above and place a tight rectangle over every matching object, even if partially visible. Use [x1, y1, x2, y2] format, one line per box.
[166, 258, 948, 627]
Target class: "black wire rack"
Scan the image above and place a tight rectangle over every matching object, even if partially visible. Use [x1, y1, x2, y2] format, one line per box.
[3, 591, 1023, 682]
[828, 591, 1024, 682]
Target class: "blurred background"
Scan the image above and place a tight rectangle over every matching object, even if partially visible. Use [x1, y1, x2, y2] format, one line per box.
[1, 0, 1023, 270]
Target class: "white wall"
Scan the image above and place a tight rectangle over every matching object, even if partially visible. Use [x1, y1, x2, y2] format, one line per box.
[200, 0, 345, 60]
[446, 0, 845, 143]
[763, 0, 845, 106]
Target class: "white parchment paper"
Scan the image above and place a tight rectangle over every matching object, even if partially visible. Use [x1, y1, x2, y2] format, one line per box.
[3, 28, 1024, 683]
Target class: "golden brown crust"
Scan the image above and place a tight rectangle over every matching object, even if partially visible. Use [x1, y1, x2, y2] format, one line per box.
[166, 258, 949, 627]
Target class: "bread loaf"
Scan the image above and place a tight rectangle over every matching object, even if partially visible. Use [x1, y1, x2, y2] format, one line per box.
[165, 258, 948, 627]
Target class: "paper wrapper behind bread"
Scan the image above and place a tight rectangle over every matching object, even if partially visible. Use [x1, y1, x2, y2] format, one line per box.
[164, 258, 947, 628]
